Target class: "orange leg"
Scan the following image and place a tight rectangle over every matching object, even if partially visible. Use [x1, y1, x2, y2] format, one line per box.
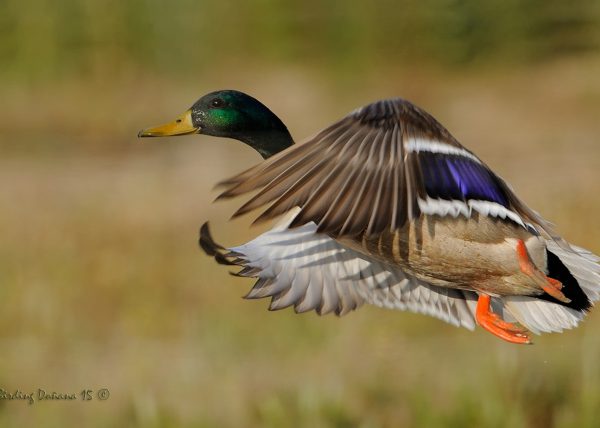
[476, 294, 531, 344]
[516, 240, 570, 303]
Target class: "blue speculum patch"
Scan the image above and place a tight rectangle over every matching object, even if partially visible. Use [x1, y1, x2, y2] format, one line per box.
[420, 153, 509, 206]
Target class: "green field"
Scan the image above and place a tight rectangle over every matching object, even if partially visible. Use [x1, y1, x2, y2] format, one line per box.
[2, 2, 600, 427]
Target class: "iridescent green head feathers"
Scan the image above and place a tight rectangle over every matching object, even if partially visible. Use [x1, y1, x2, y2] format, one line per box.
[138, 90, 294, 159]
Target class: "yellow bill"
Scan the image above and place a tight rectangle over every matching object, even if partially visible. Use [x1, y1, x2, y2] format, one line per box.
[138, 109, 199, 138]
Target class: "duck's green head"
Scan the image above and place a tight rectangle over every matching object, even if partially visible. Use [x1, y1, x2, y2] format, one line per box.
[138, 90, 293, 158]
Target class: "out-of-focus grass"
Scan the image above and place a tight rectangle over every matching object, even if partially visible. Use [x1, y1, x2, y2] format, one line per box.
[2, 0, 599, 81]
[0, 59, 600, 427]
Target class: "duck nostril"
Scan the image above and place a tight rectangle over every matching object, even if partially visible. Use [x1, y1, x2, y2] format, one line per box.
[176, 119, 182, 123]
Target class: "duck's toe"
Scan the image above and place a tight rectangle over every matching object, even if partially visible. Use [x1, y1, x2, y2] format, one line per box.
[476, 294, 532, 344]
[516, 239, 571, 304]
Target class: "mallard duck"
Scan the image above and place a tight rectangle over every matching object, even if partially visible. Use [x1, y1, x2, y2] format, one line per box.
[138, 90, 600, 344]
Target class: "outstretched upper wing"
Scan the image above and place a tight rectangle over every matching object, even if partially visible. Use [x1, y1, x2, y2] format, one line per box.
[217, 98, 555, 239]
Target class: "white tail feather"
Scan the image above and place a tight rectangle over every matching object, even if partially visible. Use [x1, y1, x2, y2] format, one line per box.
[501, 240, 600, 334]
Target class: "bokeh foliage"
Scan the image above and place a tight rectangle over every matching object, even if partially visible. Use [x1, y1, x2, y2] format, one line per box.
[2, 0, 600, 81]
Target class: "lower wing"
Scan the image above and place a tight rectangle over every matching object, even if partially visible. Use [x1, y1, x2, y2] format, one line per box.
[200, 210, 599, 335]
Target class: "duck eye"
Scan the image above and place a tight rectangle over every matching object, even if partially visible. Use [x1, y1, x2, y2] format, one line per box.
[211, 98, 224, 108]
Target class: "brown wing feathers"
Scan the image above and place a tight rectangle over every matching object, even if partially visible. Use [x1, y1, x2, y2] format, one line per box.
[248, 122, 362, 224]
[214, 99, 433, 237]
[215, 98, 554, 241]
[288, 129, 367, 231]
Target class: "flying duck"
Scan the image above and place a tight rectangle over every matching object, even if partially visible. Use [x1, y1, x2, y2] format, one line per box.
[138, 89, 600, 344]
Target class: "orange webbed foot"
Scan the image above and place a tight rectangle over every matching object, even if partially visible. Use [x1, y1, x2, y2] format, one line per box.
[515, 239, 571, 304]
[542, 277, 567, 302]
[476, 294, 531, 344]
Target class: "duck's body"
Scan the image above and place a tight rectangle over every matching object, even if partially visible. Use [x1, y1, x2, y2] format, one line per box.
[340, 215, 546, 295]
[139, 90, 600, 344]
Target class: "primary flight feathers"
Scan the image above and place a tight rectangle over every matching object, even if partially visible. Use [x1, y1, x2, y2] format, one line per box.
[216, 98, 556, 241]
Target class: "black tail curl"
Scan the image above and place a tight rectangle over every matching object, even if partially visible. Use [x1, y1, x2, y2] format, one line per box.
[539, 249, 592, 312]
[198, 222, 259, 277]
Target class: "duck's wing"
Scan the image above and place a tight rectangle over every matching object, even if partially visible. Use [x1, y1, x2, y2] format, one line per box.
[217, 98, 558, 240]
[201, 213, 479, 328]
[200, 214, 591, 334]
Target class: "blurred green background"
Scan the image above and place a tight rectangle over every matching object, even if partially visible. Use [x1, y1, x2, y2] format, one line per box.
[1, 1, 600, 427]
